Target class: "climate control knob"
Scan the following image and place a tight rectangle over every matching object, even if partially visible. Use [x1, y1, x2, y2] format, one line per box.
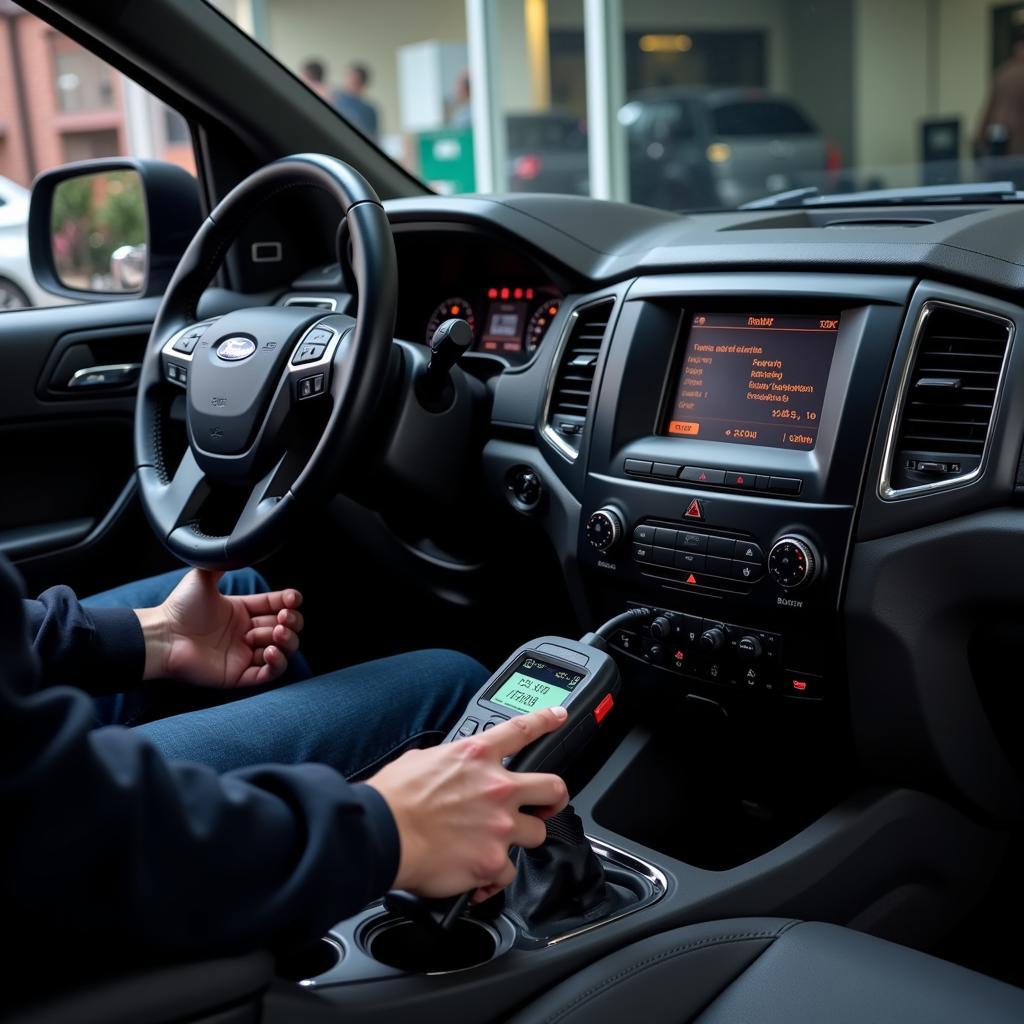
[700, 626, 726, 652]
[586, 507, 624, 553]
[768, 536, 820, 590]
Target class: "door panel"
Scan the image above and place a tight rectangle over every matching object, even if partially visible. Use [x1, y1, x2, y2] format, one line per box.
[0, 298, 171, 595]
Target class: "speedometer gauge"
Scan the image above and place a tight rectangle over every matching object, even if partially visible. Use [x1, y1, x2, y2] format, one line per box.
[526, 301, 560, 352]
[426, 298, 476, 344]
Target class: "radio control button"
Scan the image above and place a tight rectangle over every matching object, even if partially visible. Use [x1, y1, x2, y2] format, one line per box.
[725, 471, 757, 489]
[681, 466, 726, 485]
[706, 555, 732, 577]
[624, 459, 653, 475]
[768, 536, 819, 589]
[633, 543, 652, 562]
[675, 551, 705, 572]
[678, 531, 707, 552]
[652, 546, 676, 567]
[735, 540, 764, 563]
[653, 462, 682, 478]
[633, 523, 655, 545]
[732, 560, 764, 582]
[586, 508, 623, 552]
[655, 527, 678, 549]
[708, 536, 733, 558]
[769, 476, 803, 495]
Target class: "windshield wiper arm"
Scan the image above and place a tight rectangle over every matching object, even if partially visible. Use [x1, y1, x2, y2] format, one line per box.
[741, 180, 1023, 210]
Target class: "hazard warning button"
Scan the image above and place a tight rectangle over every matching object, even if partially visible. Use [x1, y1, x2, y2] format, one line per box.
[683, 498, 704, 521]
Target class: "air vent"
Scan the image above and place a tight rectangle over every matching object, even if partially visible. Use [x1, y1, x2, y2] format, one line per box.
[882, 301, 1012, 497]
[544, 298, 614, 458]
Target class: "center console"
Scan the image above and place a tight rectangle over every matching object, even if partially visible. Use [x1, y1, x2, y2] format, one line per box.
[575, 274, 910, 718]
[285, 274, 1007, 1021]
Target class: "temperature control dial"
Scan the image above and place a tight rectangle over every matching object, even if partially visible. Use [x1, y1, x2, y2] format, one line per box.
[768, 536, 819, 590]
[586, 508, 623, 552]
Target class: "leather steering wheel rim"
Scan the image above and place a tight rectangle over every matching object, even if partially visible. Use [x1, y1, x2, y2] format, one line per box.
[134, 153, 397, 569]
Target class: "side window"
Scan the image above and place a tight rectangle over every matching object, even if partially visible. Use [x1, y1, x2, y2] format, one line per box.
[0, 4, 195, 311]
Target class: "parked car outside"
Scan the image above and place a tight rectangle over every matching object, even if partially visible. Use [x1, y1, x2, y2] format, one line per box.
[619, 87, 840, 211]
[0, 175, 63, 309]
[506, 110, 589, 195]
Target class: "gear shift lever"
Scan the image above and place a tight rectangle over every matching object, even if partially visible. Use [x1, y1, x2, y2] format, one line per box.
[417, 317, 473, 410]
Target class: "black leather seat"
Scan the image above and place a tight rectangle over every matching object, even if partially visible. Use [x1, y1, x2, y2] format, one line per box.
[509, 917, 1024, 1024]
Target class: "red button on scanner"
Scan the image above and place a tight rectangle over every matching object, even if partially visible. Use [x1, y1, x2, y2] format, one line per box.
[594, 693, 615, 724]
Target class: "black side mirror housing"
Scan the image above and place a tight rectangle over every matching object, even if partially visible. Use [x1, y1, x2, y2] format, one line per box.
[28, 157, 202, 302]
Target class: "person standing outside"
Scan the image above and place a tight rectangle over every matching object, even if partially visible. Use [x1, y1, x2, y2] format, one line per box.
[334, 63, 380, 141]
[977, 25, 1024, 183]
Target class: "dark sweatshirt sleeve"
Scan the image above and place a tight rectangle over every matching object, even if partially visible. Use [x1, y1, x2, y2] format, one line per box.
[24, 584, 145, 694]
[0, 556, 400, 967]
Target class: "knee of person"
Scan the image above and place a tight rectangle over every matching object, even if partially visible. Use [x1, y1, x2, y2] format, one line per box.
[410, 649, 489, 700]
[219, 567, 270, 596]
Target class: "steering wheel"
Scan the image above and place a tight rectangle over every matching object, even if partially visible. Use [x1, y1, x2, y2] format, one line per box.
[134, 154, 397, 569]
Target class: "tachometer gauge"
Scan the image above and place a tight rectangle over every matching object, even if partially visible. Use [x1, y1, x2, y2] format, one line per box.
[526, 300, 560, 352]
[426, 298, 476, 344]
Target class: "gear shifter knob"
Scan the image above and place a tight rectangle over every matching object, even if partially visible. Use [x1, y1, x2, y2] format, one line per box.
[418, 317, 473, 410]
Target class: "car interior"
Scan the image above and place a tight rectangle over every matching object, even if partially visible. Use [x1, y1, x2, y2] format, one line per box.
[8, 0, 1024, 1021]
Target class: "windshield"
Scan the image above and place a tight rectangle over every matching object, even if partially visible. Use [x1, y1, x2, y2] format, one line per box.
[209, 0, 1024, 212]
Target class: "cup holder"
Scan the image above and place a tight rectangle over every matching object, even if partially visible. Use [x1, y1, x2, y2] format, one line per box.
[361, 913, 511, 974]
[275, 937, 343, 982]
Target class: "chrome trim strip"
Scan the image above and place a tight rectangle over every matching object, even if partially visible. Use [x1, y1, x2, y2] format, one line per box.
[540, 297, 615, 463]
[541, 835, 668, 947]
[541, 306, 582, 462]
[878, 299, 1015, 500]
[283, 295, 338, 311]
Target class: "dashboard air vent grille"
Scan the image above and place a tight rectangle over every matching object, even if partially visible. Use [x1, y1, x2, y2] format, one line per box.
[545, 298, 614, 458]
[883, 302, 1012, 496]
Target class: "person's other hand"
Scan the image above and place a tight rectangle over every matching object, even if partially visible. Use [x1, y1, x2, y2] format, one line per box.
[136, 569, 304, 688]
[366, 706, 570, 903]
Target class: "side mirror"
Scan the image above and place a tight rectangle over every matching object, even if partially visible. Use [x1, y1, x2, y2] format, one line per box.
[28, 158, 202, 301]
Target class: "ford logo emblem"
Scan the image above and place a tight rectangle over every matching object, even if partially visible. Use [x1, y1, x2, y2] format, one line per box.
[216, 336, 256, 361]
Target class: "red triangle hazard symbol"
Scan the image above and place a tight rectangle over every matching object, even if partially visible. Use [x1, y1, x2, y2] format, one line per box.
[684, 498, 703, 520]
[686, 573, 697, 585]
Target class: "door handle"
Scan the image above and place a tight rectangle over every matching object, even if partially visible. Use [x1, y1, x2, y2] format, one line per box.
[66, 363, 141, 390]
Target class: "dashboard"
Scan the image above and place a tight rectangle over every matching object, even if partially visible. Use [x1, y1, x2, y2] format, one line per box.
[371, 192, 1024, 821]
[391, 228, 564, 364]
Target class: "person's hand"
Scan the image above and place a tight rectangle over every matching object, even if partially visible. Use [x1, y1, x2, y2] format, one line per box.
[366, 707, 570, 903]
[136, 569, 304, 688]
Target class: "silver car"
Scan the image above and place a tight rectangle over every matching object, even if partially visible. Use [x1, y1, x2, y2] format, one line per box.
[620, 87, 835, 211]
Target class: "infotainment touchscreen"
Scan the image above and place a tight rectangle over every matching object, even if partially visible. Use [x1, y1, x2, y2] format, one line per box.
[662, 313, 839, 450]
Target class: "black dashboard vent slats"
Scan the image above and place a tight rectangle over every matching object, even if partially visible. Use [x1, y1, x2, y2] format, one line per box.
[883, 302, 1012, 497]
[544, 298, 614, 458]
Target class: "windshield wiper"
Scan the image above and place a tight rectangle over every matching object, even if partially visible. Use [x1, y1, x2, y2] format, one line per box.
[741, 181, 1023, 210]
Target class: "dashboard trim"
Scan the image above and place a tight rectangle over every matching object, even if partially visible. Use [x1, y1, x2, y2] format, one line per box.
[541, 305, 583, 462]
[877, 299, 1015, 501]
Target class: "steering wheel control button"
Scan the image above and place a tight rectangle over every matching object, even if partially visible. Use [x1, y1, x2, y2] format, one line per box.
[216, 336, 257, 361]
[586, 508, 623, 552]
[173, 326, 208, 354]
[768, 536, 820, 590]
[305, 327, 334, 347]
[297, 373, 325, 400]
[292, 341, 327, 365]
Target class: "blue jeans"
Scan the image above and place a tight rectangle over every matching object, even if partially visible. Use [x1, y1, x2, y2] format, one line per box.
[83, 568, 488, 778]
